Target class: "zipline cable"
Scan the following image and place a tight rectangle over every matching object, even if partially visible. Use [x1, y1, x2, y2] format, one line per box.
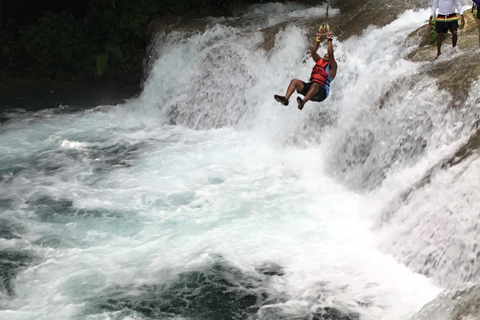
[318, 0, 331, 35]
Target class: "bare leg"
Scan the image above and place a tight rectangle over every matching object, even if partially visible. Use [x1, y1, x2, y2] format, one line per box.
[302, 83, 320, 103]
[296, 83, 320, 110]
[275, 79, 305, 106]
[452, 30, 458, 47]
[436, 33, 443, 58]
[285, 79, 304, 100]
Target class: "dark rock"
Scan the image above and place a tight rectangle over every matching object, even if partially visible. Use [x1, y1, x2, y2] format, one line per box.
[413, 285, 480, 320]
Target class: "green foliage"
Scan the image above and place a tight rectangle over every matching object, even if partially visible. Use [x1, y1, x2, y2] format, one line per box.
[96, 42, 122, 76]
[0, 0, 259, 81]
[164, 0, 189, 15]
[21, 12, 95, 78]
[0, 3, 4, 52]
[105, 41, 122, 59]
[96, 54, 109, 76]
[429, 17, 437, 45]
[17, 2, 142, 79]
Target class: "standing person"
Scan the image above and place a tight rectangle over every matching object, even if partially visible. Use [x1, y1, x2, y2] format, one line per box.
[429, 0, 465, 59]
[274, 31, 337, 111]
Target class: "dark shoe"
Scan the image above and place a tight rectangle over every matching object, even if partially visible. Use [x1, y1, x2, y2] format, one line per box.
[297, 97, 305, 110]
[274, 95, 289, 106]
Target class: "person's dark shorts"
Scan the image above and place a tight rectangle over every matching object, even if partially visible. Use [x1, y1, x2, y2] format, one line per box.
[478, 8, 480, 20]
[298, 81, 327, 102]
[435, 14, 459, 33]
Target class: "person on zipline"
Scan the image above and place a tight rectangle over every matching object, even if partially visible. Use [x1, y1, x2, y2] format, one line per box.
[429, 0, 465, 59]
[274, 30, 337, 111]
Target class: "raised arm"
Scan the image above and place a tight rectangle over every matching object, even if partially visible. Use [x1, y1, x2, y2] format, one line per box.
[326, 32, 337, 79]
[311, 32, 322, 62]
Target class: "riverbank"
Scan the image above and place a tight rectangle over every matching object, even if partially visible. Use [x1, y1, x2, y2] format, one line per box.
[0, 76, 141, 113]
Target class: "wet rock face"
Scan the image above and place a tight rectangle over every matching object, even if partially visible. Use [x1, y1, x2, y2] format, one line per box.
[427, 55, 480, 105]
[404, 11, 480, 105]
[407, 8, 480, 56]
[330, 0, 427, 40]
[412, 285, 480, 320]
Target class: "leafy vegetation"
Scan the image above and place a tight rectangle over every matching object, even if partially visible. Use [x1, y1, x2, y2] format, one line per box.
[429, 17, 437, 45]
[0, 0, 282, 82]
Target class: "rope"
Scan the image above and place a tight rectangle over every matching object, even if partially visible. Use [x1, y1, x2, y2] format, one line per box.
[325, 0, 330, 22]
[319, 0, 331, 35]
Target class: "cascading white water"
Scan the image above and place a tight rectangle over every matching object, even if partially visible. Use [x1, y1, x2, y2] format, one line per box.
[1, 2, 478, 320]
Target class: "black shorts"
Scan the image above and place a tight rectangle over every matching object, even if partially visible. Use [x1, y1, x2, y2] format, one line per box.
[478, 8, 480, 20]
[435, 14, 459, 33]
[298, 81, 327, 102]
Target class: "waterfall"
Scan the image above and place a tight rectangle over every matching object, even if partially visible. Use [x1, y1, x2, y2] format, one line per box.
[1, 1, 479, 319]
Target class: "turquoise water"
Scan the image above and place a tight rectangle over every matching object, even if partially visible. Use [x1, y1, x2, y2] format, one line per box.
[2, 3, 479, 320]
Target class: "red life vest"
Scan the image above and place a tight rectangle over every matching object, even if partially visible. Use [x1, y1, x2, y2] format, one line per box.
[310, 59, 331, 86]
